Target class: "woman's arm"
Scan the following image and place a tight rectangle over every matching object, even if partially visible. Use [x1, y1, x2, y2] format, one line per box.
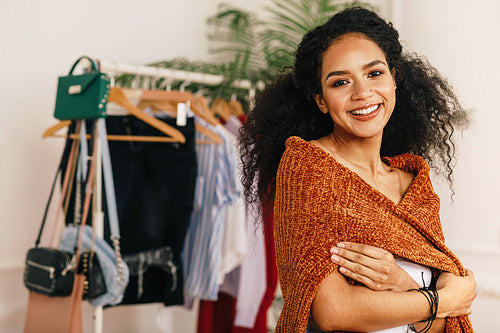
[312, 270, 435, 331]
[328, 242, 444, 331]
[315, 242, 476, 332]
[312, 268, 475, 332]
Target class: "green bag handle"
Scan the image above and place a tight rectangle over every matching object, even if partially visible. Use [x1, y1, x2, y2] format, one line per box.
[68, 56, 100, 75]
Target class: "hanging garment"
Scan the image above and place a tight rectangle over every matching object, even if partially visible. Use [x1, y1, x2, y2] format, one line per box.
[105, 115, 197, 306]
[217, 114, 248, 298]
[221, 115, 243, 137]
[196, 201, 278, 333]
[231, 113, 268, 329]
[217, 117, 247, 286]
[196, 113, 277, 333]
[182, 119, 241, 302]
[232, 203, 266, 328]
[196, 292, 236, 333]
[217, 196, 247, 286]
[232, 200, 278, 332]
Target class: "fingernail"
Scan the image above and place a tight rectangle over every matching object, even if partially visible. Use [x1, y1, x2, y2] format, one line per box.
[337, 242, 345, 248]
[330, 247, 338, 254]
[331, 255, 340, 262]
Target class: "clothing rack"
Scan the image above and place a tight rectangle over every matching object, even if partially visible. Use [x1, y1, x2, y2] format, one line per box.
[84, 57, 256, 333]
[99, 59, 259, 89]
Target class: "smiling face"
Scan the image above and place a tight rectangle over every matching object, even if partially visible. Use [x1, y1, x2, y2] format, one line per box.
[314, 33, 396, 141]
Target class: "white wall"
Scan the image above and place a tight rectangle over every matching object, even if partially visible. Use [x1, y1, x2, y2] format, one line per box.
[1, 0, 498, 332]
[393, 0, 500, 331]
[0, 0, 267, 332]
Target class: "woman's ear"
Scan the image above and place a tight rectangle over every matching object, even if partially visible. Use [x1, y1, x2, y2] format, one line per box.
[314, 94, 328, 114]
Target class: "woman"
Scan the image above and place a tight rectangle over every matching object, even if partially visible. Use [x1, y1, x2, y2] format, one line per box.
[240, 7, 476, 333]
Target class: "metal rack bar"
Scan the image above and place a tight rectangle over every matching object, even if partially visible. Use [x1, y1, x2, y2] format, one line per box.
[98, 59, 258, 90]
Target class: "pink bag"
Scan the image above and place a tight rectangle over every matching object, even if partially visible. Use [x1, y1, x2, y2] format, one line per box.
[24, 273, 85, 333]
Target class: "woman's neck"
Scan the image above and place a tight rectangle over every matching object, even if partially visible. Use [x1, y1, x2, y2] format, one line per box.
[312, 131, 410, 204]
[328, 132, 387, 177]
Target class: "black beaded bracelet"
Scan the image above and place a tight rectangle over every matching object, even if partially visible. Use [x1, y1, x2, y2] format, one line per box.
[407, 286, 439, 333]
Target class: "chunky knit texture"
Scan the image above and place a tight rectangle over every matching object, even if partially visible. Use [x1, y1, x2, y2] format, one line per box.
[273, 136, 472, 333]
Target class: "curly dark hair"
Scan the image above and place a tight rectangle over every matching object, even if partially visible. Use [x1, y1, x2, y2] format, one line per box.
[240, 6, 468, 206]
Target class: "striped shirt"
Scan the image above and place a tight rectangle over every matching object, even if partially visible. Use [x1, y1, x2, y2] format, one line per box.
[182, 118, 241, 300]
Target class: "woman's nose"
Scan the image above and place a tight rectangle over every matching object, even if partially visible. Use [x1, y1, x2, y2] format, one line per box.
[352, 80, 373, 100]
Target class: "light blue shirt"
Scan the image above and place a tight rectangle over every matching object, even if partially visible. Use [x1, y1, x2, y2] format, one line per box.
[182, 118, 241, 301]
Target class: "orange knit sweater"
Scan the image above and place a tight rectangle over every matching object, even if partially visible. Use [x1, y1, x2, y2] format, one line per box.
[273, 136, 472, 333]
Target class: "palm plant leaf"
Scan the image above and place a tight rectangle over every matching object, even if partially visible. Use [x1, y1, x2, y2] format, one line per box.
[206, 0, 364, 83]
[122, 0, 372, 106]
[265, 7, 312, 33]
[207, 4, 267, 71]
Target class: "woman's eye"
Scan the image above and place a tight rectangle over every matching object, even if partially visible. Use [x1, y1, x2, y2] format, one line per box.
[333, 79, 348, 87]
[368, 70, 383, 78]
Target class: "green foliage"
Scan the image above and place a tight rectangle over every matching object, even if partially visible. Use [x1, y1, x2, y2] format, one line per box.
[117, 0, 367, 106]
[206, 0, 363, 83]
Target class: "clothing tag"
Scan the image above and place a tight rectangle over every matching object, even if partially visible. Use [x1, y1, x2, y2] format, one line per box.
[176, 102, 188, 127]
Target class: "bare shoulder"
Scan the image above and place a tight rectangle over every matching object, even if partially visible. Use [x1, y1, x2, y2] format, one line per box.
[395, 167, 415, 194]
[309, 136, 333, 156]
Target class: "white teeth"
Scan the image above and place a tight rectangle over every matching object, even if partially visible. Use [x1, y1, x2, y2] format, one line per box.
[350, 104, 379, 115]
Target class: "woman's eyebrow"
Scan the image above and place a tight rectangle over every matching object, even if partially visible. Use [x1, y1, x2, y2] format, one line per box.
[324, 59, 387, 83]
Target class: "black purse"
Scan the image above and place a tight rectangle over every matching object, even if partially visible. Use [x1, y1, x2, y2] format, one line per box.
[24, 247, 75, 297]
[79, 249, 106, 299]
[23, 138, 79, 297]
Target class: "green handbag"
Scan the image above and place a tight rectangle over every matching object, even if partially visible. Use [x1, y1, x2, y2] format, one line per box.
[54, 56, 111, 120]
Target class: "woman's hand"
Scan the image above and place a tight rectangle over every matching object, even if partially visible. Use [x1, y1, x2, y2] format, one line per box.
[330, 242, 419, 291]
[435, 269, 476, 318]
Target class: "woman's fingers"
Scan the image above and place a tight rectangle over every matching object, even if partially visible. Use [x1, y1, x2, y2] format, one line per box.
[331, 243, 394, 274]
[330, 244, 392, 290]
[336, 264, 380, 290]
[333, 242, 389, 259]
[436, 269, 477, 318]
[332, 254, 376, 278]
[331, 253, 378, 285]
[465, 269, 475, 279]
[330, 242, 418, 291]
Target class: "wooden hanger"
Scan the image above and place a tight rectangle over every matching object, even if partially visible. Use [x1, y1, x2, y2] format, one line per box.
[138, 88, 193, 103]
[136, 86, 223, 128]
[192, 96, 222, 127]
[211, 98, 232, 123]
[228, 99, 245, 118]
[137, 88, 220, 127]
[138, 99, 223, 145]
[43, 87, 186, 143]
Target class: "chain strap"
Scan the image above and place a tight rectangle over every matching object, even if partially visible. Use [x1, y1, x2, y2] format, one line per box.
[111, 235, 126, 285]
[81, 250, 90, 295]
[73, 180, 82, 225]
